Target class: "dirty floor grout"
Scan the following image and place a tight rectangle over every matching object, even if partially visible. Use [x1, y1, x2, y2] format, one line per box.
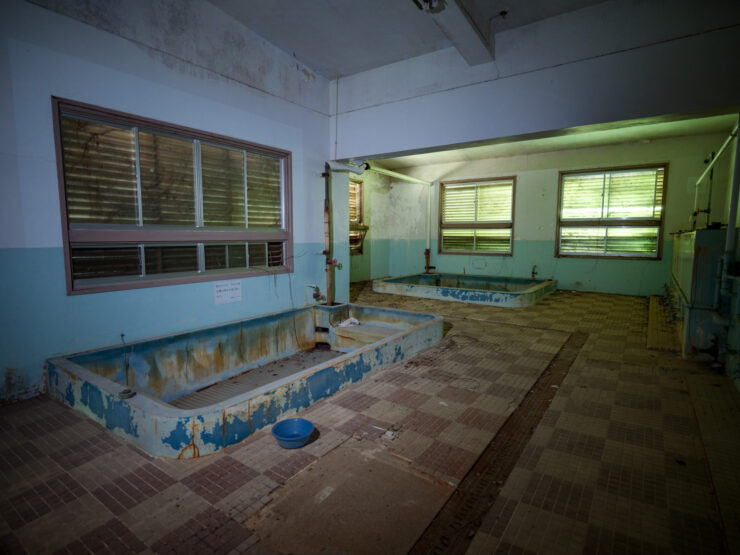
[0, 283, 738, 554]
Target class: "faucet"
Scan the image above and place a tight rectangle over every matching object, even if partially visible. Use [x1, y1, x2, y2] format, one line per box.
[307, 285, 326, 303]
[531, 265, 538, 279]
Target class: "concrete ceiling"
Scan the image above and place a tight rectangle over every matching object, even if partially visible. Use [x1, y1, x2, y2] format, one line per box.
[477, 0, 608, 32]
[209, 0, 607, 78]
[374, 114, 739, 170]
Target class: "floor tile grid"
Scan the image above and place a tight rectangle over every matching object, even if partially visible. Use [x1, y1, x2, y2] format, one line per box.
[0, 285, 734, 554]
[422, 292, 730, 554]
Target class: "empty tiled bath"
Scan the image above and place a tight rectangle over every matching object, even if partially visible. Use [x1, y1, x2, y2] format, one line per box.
[373, 272, 557, 307]
[47, 304, 442, 457]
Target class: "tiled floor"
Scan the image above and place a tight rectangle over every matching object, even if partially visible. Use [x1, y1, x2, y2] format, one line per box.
[1, 285, 738, 554]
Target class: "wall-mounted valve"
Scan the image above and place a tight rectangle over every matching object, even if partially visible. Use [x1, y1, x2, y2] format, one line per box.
[307, 285, 326, 303]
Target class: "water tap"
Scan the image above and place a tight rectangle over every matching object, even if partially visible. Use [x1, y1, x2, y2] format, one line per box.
[531, 265, 538, 279]
[308, 285, 326, 303]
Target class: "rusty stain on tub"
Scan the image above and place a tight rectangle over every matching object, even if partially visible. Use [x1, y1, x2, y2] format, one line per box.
[222, 410, 227, 442]
[178, 420, 200, 459]
[48, 305, 443, 457]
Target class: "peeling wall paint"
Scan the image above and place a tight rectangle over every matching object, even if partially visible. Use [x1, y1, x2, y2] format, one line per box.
[350, 171, 391, 282]
[363, 133, 735, 296]
[0, 1, 332, 401]
[28, 0, 330, 114]
[70, 309, 316, 402]
[47, 304, 442, 458]
[374, 273, 556, 307]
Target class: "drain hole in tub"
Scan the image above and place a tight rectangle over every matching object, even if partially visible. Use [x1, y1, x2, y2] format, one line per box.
[314, 342, 332, 351]
[118, 388, 136, 400]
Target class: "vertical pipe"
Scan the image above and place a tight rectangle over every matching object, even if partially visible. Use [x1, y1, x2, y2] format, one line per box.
[694, 124, 738, 226]
[720, 129, 740, 308]
[324, 165, 333, 305]
[426, 182, 432, 250]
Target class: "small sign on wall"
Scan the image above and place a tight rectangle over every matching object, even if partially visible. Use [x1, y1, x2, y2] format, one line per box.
[214, 279, 242, 305]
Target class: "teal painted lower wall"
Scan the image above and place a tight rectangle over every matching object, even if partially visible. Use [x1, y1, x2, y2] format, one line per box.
[0, 243, 327, 401]
[359, 237, 674, 297]
[350, 238, 391, 282]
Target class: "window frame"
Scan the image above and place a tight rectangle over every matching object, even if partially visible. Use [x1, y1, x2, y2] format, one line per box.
[52, 97, 293, 295]
[349, 178, 368, 255]
[555, 163, 668, 260]
[438, 176, 516, 256]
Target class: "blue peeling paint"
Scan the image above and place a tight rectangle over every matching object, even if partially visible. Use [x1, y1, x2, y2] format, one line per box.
[375, 347, 385, 365]
[343, 353, 372, 383]
[162, 419, 191, 450]
[289, 382, 312, 412]
[375, 273, 556, 307]
[47, 363, 58, 389]
[307, 365, 342, 401]
[80, 382, 139, 437]
[201, 413, 252, 449]
[48, 303, 443, 457]
[64, 383, 75, 407]
[250, 395, 284, 432]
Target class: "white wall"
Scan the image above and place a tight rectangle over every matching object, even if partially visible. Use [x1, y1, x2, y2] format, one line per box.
[0, 0, 331, 399]
[331, 1, 740, 160]
[367, 132, 734, 294]
[349, 170, 391, 282]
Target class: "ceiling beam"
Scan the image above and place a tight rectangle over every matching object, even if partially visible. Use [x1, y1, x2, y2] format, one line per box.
[430, 0, 494, 65]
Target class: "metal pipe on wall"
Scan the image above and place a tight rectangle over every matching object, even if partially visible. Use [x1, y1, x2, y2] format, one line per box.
[693, 124, 739, 219]
[426, 182, 432, 251]
[720, 124, 740, 308]
[323, 165, 334, 305]
[365, 163, 432, 186]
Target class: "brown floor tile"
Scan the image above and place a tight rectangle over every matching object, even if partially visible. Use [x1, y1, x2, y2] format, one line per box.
[2, 288, 737, 554]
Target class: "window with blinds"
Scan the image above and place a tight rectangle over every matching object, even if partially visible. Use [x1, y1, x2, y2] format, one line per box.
[54, 98, 292, 294]
[349, 180, 367, 255]
[439, 177, 515, 255]
[557, 165, 666, 258]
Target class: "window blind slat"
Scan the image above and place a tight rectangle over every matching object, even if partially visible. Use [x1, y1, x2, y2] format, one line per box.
[440, 179, 514, 254]
[247, 242, 267, 267]
[70, 246, 141, 279]
[144, 245, 198, 275]
[58, 103, 290, 291]
[559, 167, 664, 258]
[560, 174, 604, 219]
[202, 144, 245, 228]
[349, 182, 361, 223]
[475, 229, 511, 252]
[139, 132, 195, 226]
[247, 154, 281, 228]
[442, 186, 476, 223]
[477, 182, 512, 222]
[442, 229, 475, 251]
[61, 117, 139, 225]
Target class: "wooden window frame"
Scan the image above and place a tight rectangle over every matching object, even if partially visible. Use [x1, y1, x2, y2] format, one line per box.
[52, 97, 293, 295]
[438, 176, 516, 256]
[349, 178, 368, 256]
[555, 163, 668, 260]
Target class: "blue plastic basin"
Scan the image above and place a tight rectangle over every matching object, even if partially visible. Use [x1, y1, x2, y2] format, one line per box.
[271, 418, 314, 449]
